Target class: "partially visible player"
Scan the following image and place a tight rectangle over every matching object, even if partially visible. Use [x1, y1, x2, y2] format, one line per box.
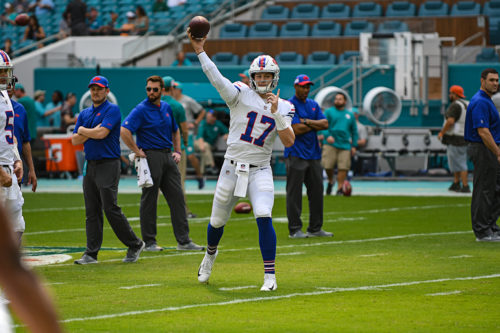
[188, 31, 295, 291]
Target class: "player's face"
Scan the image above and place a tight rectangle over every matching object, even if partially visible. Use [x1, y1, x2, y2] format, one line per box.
[89, 85, 108, 106]
[0, 68, 9, 86]
[254, 73, 273, 87]
[295, 84, 311, 101]
[334, 93, 346, 109]
[146, 81, 162, 104]
[481, 73, 499, 96]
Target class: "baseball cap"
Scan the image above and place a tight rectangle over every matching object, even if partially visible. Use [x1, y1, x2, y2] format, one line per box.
[88, 75, 109, 88]
[4, 3, 11, 9]
[34, 90, 45, 98]
[163, 76, 177, 88]
[351, 107, 359, 114]
[239, 69, 249, 79]
[14, 83, 24, 91]
[126, 11, 135, 18]
[449, 85, 465, 98]
[294, 74, 314, 86]
[175, 81, 183, 91]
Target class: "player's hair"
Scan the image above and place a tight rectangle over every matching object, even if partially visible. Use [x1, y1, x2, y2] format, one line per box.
[146, 75, 164, 89]
[481, 68, 498, 80]
[336, 92, 346, 100]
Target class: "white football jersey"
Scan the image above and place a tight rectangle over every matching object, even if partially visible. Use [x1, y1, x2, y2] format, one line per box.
[0, 91, 15, 165]
[225, 82, 294, 165]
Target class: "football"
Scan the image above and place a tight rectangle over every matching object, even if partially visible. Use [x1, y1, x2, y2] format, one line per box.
[234, 202, 252, 214]
[342, 180, 352, 197]
[188, 16, 210, 39]
[15, 13, 30, 26]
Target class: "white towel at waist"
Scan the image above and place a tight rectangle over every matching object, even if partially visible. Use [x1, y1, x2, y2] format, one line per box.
[129, 153, 153, 188]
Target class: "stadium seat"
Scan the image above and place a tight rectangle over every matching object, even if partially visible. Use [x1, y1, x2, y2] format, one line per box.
[385, 1, 417, 17]
[418, 1, 449, 17]
[185, 52, 201, 66]
[450, 1, 481, 16]
[483, 0, 500, 44]
[377, 20, 410, 33]
[344, 20, 375, 36]
[306, 51, 336, 65]
[352, 2, 383, 17]
[211, 52, 239, 66]
[475, 47, 500, 62]
[290, 3, 320, 19]
[321, 3, 351, 18]
[483, 0, 500, 16]
[261, 5, 290, 20]
[339, 51, 361, 64]
[311, 21, 342, 37]
[241, 52, 263, 66]
[248, 22, 278, 38]
[219, 23, 247, 39]
[275, 51, 304, 65]
[279, 21, 310, 37]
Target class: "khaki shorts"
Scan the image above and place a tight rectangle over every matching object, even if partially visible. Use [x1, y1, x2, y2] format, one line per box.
[321, 145, 351, 170]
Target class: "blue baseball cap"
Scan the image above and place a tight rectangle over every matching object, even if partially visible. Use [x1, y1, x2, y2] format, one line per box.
[88, 75, 109, 88]
[294, 74, 314, 86]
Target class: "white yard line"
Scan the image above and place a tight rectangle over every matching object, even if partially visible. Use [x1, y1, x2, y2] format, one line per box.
[119, 284, 162, 290]
[358, 253, 388, 257]
[426, 290, 462, 296]
[59, 273, 500, 323]
[278, 252, 304, 256]
[219, 286, 257, 291]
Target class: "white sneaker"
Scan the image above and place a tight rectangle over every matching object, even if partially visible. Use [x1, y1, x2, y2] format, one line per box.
[260, 273, 277, 291]
[198, 250, 218, 283]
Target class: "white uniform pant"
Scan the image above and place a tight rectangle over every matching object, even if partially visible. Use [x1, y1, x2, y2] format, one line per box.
[210, 159, 274, 228]
[1, 167, 25, 233]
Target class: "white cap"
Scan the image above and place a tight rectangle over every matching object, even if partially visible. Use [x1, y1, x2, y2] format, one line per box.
[126, 11, 135, 18]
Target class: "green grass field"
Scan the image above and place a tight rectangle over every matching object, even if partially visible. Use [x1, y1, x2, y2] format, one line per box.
[14, 193, 500, 332]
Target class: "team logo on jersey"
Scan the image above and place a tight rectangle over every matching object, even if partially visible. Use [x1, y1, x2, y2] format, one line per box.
[97, 113, 101, 116]
[346, 114, 351, 120]
[15, 114, 19, 118]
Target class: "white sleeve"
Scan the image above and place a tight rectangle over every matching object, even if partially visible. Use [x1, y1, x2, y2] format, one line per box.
[198, 52, 239, 106]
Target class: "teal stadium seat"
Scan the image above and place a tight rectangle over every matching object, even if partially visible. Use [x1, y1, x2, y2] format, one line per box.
[219, 23, 247, 38]
[306, 51, 336, 65]
[418, 1, 449, 17]
[279, 22, 310, 37]
[311, 21, 342, 37]
[475, 47, 499, 62]
[352, 2, 383, 17]
[185, 52, 200, 66]
[344, 20, 375, 36]
[385, 1, 416, 17]
[483, 0, 500, 44]
[450, 1, 481, 16]
[321, 3, 351, 18]
[261, 5, 289, 20]
[377, 20, 410, 33]
[211, 52, 240, 66]
[248, 22, 278, 38]
[275, 52, 304, 65]
[339, 51, 360, 64]
[240, 52, 263, 66]
[290, 4, 320, 19]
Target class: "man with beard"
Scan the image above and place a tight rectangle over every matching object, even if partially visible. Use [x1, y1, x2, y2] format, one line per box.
[320, 92, 358, 196]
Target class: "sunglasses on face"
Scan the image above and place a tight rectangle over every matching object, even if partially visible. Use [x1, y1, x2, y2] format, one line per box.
[146, 87, 160, 92]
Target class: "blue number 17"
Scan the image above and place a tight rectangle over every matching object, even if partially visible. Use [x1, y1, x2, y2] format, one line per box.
[240, 111, 276, 147]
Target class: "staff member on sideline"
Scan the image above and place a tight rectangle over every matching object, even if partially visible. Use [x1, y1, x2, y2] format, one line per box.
[464, 68, 500, 242]
[121, 75, 204, 252]
[286, 74, 331, 239]
[72, 75, 145, 264]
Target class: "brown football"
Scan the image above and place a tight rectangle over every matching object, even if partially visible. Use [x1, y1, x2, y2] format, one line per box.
[234, 202, 252, 214]
[15, 13, 30, 26]
[189, 16, 210, 39]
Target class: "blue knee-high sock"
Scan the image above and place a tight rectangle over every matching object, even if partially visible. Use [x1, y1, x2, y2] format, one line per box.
[207, 224, 224, 255]
[256, 217, 276, 274]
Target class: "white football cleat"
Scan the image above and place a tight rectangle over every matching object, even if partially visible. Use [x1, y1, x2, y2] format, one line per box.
[260, 273, 277, 291]
[198, 250, 218, 283]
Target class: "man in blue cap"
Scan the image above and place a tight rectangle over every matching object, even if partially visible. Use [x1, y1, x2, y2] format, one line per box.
[286, 74, 332, 239]
[72, 75, 145, 264]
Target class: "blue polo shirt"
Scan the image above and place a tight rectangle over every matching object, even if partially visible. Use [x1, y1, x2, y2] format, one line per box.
[73, 100, 121, 160]
[284, 96, 324, 160]
[122, 99, 178, 150]
[464, 89, 500, 143]
[12, 100, 31, 154]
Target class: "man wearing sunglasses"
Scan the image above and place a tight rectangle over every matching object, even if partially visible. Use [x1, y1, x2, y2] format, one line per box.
[121, 75, 204, 252]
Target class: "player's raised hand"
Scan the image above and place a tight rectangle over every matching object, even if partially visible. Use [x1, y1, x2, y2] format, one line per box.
[266, 89, 280, 114]
[187, 28, 207, 55]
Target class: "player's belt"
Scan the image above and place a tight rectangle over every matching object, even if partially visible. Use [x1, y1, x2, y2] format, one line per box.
[144, 148, 171, 153]
[229, 160, 258, 168]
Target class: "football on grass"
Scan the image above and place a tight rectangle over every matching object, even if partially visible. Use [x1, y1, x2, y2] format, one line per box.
[189, 16, 210, 39]
[15, 13, 30, 26]
[342, 180, 352, 197]
[234, 202, 252, 214]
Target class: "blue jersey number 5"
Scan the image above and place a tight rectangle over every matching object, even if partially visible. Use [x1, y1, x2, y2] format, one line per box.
[4, 111, 14, 144]
[240, 111, 276, 147]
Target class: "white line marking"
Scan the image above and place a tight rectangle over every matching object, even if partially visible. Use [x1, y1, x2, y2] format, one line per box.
[426, 290, 462, 296]
[278, 252, 304, 256]
[119, 284, 161, 290]
[44, 282, 65, 286]
[358, 253, 388, 257]
[59, 273, 500, 323]
[448, 255, 473, 259]
[218, 286, 257, 291]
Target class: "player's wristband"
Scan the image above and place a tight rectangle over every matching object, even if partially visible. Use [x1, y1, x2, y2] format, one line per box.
[174, 151, 181, 155]
[274, 112, 288, 131]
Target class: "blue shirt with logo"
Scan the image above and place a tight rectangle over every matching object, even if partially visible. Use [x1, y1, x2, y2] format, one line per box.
[12, 100, 31, 155]
[122, 99, 178, 150]
[73, 100, 122, 160]
[464, 89, 500, 143]
[284, 95, 324, 160]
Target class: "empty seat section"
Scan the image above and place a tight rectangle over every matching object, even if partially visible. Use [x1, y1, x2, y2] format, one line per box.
[339, 51, 360, 64]
[418, 1, 449, 17]
[279, 22, 309, 37]
[450, 1, 481, 16]
[248, 22, 278, 37]
[275, 51, 304, 65]
[483, 0, 500, 44]
[261, 5, 289, 19]
[306, 51, 336, 65]
[377, 20, 410, 33]
[211, 52, 239, 66]
[352, 2, 383, 17]
[241, 52, 263, 66]
[385, 1, 416, 17]
[185, 52, 201, 66]
[475, 47, 500, 62]
[291, 3, 320, 19]
[311, 21, 342, 37]
[344, 20, 375, 36]
[219, 23, 247, 38]
[321, 3, 350, 18]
